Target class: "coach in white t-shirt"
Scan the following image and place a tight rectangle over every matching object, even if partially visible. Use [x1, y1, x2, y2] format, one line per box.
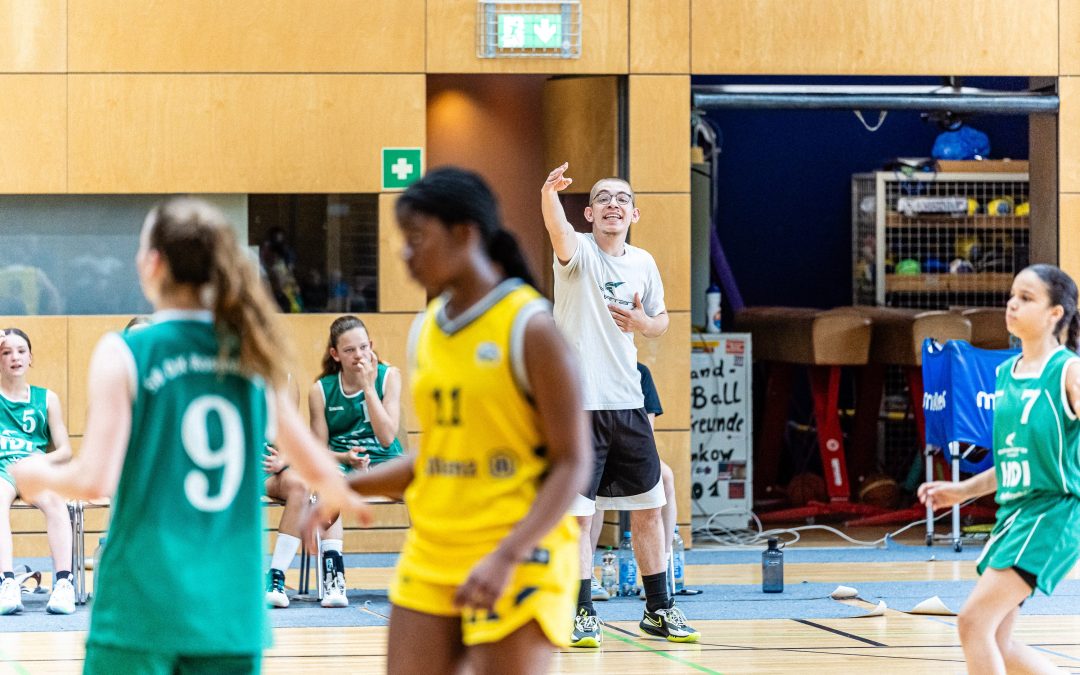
[541, 163, 699, 647]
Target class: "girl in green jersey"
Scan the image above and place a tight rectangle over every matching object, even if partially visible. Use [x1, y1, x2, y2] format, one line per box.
[0, 328, 75, 615]
[13, 197, 364, 674]
[309, 315, 404, 607]
[920, 264, 1080, 674]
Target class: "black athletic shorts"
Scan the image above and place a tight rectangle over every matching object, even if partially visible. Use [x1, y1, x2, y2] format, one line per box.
[570, 408, 664, 514]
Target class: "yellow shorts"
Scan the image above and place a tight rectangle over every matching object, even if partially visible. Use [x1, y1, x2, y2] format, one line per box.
[389, 550, 576, 648]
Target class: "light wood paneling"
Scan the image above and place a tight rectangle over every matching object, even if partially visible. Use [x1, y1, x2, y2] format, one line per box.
[637, 310, 690, 431]
[67, 74, 425, 193]
[65, 315, 130, 436]
[630, 0, 690, 74]
[629, 75, 690, 193]
[1061, 194, 1080, 283]
[426, 0, 628, 74]
[278, 313, 418, 433]
[1062, 78, 1080, 194]
[1063, 0, 1080, 75]
[68, 0, 424, 73]
[655, 429, 690, 529]
[692, 0, 1058, 75]
[378, 193, 426, 313]
[630, 193, 691, 312]
[542, 76, 619, 195]
[0, 316, 67, 425]
[0, 0, 65, 72]
[0, 75, 66, 193]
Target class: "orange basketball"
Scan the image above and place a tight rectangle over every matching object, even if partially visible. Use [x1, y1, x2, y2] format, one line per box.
[858, 473, 903, 509]
[786, 472, 828, 506]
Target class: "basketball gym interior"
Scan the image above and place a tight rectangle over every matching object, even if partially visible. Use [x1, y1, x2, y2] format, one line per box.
[2, 2, 1080, 673]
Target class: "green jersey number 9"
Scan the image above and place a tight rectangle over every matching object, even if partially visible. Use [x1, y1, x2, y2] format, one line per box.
[182, 395, 246, 512]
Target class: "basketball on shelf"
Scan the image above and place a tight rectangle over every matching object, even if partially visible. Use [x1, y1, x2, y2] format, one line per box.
[895, 258, 921, 275]
[786, 472, 828, 506]
[858, 473, 903, 509]
[950, 258, 975, 274]
[987, 197, 1014, 216]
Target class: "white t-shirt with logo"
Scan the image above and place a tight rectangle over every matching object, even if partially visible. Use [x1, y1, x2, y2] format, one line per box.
[553, 232, 666, 410]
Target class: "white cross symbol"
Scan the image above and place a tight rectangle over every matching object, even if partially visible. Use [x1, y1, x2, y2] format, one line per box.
[391, 157, 414, 181]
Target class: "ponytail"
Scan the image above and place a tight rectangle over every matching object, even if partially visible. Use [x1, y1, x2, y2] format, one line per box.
[487, 229, 536, 288]
[147, 197, 292, 388]
[1068, 313, 1080, 353]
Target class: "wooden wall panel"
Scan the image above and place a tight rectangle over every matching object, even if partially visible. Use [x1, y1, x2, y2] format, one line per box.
[637, 311, 690, 431]
[426, 0, 628, 74]
[1061, 195, 1080, 283]
[691, 0, 1058, 76]
[65, 315, 130, 435]
[378, 193, 427, 313]
[542, 77, 619, 195]
[0, 75, 66, 193]
[0, 316, 68, 425]
[629, 75, 690, 193]
[1063, 0, 1080, 75]
[67, 74, 425, 193]
[629, 0, 690, 74]
[1062, 78, 1080, 194]
[68, 0, 424, 73]
[630, 193, 691, 312]
[0, 1, 65, 72]
[278, 313, 418, 433]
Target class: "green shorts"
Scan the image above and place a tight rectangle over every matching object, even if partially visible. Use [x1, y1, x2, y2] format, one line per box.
[84, 644, 259, 675]
[0, 456, 25, 490]
[976, 494, 1080, 596]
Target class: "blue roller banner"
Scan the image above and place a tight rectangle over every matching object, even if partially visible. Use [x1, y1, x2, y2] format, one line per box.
[921, 338, 1018, 473]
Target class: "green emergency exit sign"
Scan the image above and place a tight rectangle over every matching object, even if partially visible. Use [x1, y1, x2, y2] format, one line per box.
[497, 13, 562, 49]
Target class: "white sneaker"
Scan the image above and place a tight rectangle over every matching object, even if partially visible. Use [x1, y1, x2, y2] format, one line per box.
[266, 569, 289, 609]
[321, 570, 348, 608]
[0, 577, 22, 615]
[591, 577, 610, 601]
[46, 578, 76, 615]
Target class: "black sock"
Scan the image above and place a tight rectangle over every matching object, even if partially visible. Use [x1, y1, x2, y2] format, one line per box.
[643, 572, 670, 613]
[55, 571, 72, 581]
[577, 578, 594, 615]
[2, 571, 13, 580]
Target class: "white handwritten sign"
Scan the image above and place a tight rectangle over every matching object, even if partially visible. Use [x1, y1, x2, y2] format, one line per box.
[690, 334, 753, 529]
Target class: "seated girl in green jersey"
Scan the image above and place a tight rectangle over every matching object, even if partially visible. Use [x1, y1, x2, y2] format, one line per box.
[0, 328, 76, 616]
[920, 264, 1080, 674]
[263, 375, 310, 609]
[11, 198, 364, 675]
[309, 315, 404, 607]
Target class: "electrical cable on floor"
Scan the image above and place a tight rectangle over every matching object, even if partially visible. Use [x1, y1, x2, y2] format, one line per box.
[691, 498, 979, 549]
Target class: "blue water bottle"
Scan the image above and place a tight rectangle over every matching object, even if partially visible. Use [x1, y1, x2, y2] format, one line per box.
[618, 531, 638, 597]
[672, 526, 686, 592]
[762, 537, 784, 593]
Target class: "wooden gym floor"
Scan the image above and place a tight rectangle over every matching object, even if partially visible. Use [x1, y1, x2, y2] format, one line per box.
[3, 542, 1080, 675]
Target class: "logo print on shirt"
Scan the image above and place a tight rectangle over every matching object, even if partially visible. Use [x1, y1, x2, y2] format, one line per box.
[476, 342, 501, 364]
[599, 281, 634, 308]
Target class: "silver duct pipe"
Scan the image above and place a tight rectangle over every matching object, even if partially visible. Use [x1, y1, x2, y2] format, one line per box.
[692, 85, 1058, 115]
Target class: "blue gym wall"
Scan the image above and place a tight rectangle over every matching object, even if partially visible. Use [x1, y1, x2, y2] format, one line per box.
[696, 76, 1031, 310]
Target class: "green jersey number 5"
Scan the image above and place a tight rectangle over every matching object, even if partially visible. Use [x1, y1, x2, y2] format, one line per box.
[182, 395, 246, 512]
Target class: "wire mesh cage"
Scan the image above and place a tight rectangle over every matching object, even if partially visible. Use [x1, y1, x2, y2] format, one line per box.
[476, 1, 581, 59]
[853, 171, 1029, 310]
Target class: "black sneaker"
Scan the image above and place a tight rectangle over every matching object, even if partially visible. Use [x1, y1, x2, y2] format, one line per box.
[266, 568, 288, 608]
[570, 607, 602, 648]
[640, 604, 699, 642]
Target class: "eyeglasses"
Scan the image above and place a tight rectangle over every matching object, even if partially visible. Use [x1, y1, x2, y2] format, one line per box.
[592, 191, 633, 207]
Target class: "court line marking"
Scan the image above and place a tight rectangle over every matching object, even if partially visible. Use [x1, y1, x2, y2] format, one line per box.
[792, 619, 888, 647]
[601, 629, 723, 675]
[1032, 645, 1080, 664]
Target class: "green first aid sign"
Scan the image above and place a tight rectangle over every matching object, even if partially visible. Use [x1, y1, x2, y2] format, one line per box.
[382, 148, 423, 190]
[497, 13, 562, 49]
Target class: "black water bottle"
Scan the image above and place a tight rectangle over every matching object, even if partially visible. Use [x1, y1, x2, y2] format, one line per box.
[762, 537, 784, 593]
